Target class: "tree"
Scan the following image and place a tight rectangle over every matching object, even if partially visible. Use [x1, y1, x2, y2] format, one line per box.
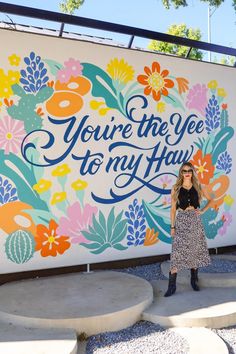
[213, 55, 236, 66]
[148, 24, 203, 60]
[162, 0, 236, 12]
[60, 0, 85, 14]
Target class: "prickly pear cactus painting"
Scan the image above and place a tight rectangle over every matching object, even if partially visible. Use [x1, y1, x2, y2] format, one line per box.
[0, 30, 235, 274]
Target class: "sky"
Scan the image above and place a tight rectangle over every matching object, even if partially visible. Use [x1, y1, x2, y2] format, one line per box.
[0, 0, 236, 61]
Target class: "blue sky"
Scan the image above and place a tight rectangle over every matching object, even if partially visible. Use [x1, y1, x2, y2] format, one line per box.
[1, 0, 235, 60]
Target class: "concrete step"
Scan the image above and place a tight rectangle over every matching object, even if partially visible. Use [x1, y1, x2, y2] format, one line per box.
[142, 279, 236, 328]
[0, 321, 77, 354]
[0, 271, 153, 336]
[161, 260, 236, 287]
[170, 327, 228, 354]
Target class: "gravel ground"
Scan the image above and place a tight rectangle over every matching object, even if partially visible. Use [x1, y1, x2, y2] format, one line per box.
[87, 256, 236, 354]
[213, 327, 236, 354]
[86, 321, 189, 354]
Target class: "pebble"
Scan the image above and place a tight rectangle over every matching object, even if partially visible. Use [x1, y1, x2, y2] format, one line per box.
[200, 258, 236, 273]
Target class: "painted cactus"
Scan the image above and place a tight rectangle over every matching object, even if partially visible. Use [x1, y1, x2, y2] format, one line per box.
[5, 230, 35, 264]
[7, 84, 53, 132]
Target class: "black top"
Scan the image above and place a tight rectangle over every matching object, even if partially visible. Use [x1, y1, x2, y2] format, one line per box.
[176, 186, 200, 210]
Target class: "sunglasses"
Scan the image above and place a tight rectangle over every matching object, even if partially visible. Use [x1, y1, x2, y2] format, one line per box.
[182, 169, 193, 174]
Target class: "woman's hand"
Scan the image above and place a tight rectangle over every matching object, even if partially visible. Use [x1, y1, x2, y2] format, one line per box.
[171, 228, 176, 237]
[195, 209, 202, 215]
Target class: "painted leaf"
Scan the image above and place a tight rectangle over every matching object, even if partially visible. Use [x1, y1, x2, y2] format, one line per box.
[211, 127, 234, 164]
[91, 243, 111, 254]
[92, 214, 106, 241]
[23, 209, 57, 226]
[43, 59, 63, 76]
[107, 207, 115, 242]
[113, 244, 128, 251]
[162, 93, 185, 110]
[99, 211, 107, 234]
[112, 224, 127, 245]
[80, 242, 102, 249]
[81, 230, 104, 244]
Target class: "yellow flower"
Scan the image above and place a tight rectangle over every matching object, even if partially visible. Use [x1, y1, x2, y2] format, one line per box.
[156, 101, 166, 113]
[224, 194, 234, 206]
[217, 88, 227, 97]
[7, 70, 20, 85]
[33, 179, 52, 194]
[8, 54, 21, 66]
[107, 58, 134, 84]
[52, 164, 71, 177]
[51, 192, 67, 205]
[90, 100, 104, 110]
[71, 179, 88, 191]
[0, 82, 13, 99]
[207, 80, 218, 90]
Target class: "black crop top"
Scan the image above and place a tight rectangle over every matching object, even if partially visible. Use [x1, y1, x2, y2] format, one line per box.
[176, 186, 200, 210]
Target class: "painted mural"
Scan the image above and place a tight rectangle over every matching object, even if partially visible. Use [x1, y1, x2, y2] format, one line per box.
[0, 29, 235, 273]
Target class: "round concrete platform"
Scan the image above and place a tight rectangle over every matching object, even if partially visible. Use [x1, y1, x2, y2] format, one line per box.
[0, 321, 77, 354]
[0, 271, 153, 336]
[161, 260, 236, 287]
[142, 279, 236, 328]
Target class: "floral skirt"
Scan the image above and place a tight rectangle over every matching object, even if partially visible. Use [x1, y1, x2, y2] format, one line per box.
[170, 210, 211, 271]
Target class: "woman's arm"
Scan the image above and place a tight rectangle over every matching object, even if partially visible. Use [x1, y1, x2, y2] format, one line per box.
[170, 187, 177, 236]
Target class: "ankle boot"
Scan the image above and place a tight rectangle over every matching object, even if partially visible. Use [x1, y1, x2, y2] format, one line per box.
[164, 272, 177, 297]
[191, 268, 200, 291]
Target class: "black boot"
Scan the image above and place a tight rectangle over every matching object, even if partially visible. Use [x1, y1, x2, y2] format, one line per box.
[191, 268, 200, 291]
[164, 272, 177, 297]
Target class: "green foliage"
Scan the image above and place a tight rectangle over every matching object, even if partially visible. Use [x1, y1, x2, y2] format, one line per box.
[213, 55, 236, 66]
[148, 24, 203, 60]
[60, 0, 85, 14]
[161, 0, 234, 11]
[80, 207, 128, 254]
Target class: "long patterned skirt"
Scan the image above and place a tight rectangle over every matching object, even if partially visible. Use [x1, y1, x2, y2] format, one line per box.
[170, 210, 211, 271]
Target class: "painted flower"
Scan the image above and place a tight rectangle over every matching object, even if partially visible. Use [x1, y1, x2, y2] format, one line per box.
[144, 228, 159, 246]
[35, 219, 70, 257]
[163, 196, 171, 205]
[8, 54, 21, 66]
[64, 58, 83, 77]
[107, 58, 134, 90]
[224, 195, 234, 207]
[71, 179, 88, 191]
[217, 88, 227, 97]
[0, 115, 26, 155]
[156, 101, 166, 113]
[57, 202, 98, 244]
[176, 77, 189, 94]
[52, 164, 71, 177]
[7, 70, 20, 85]
[0, 176, 18, 204]
[207, 80, 218, 90]
[222, 103, 228, 110]
[216, 151, 232, 174]
[33, 179, 52, 194]
[218, 212, 232, 236]
[160, 175, 172, 189]
[51, 192, 67, 205]
[190, 149, 214, 184]
[186, 84, 208, 116]
[205, 95, 220, 134]
[137, 61, 174, 101]
[57, 68, 71, 83]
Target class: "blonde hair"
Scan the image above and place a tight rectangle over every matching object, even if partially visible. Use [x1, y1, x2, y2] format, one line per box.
[173, 162, 203, 203]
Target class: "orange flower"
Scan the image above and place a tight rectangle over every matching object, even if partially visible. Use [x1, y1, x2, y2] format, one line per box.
[203, 175, 230, 210]
[35, 219, 70, 257]
[4, 98, 13, 107]
[222, 103, 228, 110]
[36, 107, 44, 117]
[137, 61, 174, 101]
[144, 228, 159, 246]
[190, 149, 214, 184]
[176, 77, 189, 94]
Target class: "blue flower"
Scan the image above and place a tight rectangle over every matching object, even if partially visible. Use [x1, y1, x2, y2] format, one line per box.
[0, 176, 18, 205]
[20, 51, 49, 93]
[205, 95, 220, 134]
[125, 199, 146, 246]
[216, 151, 232, 174]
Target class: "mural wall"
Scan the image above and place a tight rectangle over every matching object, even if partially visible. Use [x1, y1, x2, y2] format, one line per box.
[0, 29, 235, 274]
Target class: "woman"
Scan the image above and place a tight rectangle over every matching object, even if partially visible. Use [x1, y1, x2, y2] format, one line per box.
[164, 161, 211, 297]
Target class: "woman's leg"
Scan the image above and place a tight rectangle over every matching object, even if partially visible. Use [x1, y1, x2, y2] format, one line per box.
[164, 267, 178, 297]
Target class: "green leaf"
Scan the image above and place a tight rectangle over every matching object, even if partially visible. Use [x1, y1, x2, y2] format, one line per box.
[114, 210, 123, 225]
[99, 211, 107, 234]
[23, 209, 56, 225]
[43, 59, 64, 76]
[107, 207, 115, 242]
[91, 243, 111, 254]
[82, 63, 123, 113]
[92, 214, 106, 241]
[112, 219, 127, 243]
[113, 244, 128, 251]
[81, 230, 104, 244]
[112, 225, 127, 245]
[203, 134, 214, 155]
[211, 127, 234, 164]
[80, 242, 102, 250]
[162, 93, 185, 110]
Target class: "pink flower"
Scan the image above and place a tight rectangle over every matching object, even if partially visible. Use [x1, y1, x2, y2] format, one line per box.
[163, 196, 171, 205]
[57, 202, 97, 244]
[57, 68, 71, 83]
[186, 84, 208, 116]
[218, 212, 232, 236]
[0, 116, 26, 155]
[64, 58, 83, 77]
[160, 175, 172, 188]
